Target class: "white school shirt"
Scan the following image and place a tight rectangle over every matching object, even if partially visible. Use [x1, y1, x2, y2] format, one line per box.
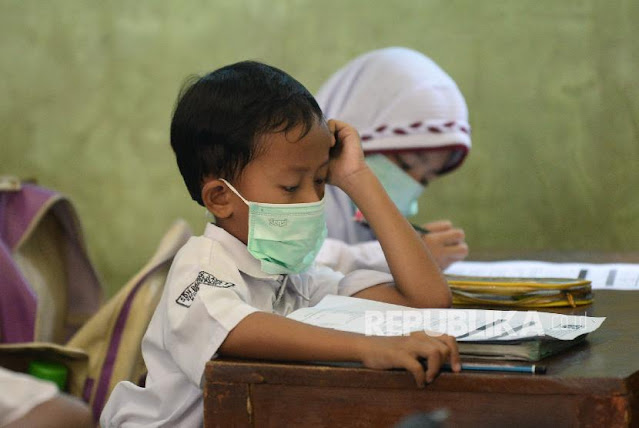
[100, 223, 392, 427]
[0, 367, 59, 426]
[319, 185, 392, 275]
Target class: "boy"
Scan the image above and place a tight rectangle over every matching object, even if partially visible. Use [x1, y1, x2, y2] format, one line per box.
[100, 61, 459, 426]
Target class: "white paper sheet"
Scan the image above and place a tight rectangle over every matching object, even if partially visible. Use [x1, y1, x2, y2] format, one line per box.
[445, 260, 639, 290]
[287, 295, 605, 342]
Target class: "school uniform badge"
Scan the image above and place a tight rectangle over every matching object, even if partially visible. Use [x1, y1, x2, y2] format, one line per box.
[176, 271, 235, 307]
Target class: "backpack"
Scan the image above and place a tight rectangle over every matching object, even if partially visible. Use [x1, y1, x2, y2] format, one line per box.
[0, 219, 193, 422]
[0, 177, 103, 343]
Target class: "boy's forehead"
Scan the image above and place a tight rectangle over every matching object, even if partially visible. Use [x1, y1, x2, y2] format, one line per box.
[253, 120, 332, 161]
[256, 118, 329, 146]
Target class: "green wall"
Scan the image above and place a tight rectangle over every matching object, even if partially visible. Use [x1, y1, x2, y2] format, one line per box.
[2, 1, 638, 296]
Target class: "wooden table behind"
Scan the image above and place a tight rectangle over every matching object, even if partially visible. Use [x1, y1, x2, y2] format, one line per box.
[204, 290, 639, 427]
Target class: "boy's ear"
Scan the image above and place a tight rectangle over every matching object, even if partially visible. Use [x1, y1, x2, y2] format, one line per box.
[201, 179, 234, 219]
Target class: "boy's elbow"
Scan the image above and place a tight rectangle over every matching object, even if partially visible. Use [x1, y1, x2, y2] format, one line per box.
[432, 292, 453, 308]
[404, 292, 453, 309]
[434, 281, 453, 307]
[415, 290, 452, 308]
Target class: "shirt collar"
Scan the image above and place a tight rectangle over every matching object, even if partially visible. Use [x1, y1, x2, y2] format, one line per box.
[203, 223, 282, 281]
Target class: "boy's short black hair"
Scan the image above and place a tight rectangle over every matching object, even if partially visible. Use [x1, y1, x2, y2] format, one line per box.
[170, 60, 324, 205]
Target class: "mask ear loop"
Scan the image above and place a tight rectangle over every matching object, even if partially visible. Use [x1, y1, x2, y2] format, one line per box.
[205, 179, 247, 220]
[219, 178, 250, 206]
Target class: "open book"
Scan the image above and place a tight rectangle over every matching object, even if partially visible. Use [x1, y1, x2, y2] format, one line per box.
[287, 295, 605, 361]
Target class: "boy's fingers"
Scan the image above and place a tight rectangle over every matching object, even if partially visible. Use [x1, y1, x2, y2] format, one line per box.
[402, 356, 427, 388]
[419, 333, 450, 357]
[331, 119, 361, 142]
[438, 335, 461, 372]
[330, 118, 348, 129]
[414, 333, 461, 380]
[409, 334, 447, 382]
[327, 118, 337, 134]
[422, 350, 443, 383]
[329, 119, 346, 136]
[327, 120, 337, 147]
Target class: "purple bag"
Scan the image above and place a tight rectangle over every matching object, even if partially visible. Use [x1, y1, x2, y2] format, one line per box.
[0, 178, 103, 343]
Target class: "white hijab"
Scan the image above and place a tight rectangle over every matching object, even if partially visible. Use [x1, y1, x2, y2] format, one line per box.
[316, 47, 471, 174]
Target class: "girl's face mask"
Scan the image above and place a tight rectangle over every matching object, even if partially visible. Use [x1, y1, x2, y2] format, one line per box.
[365, 154, 425, 217]
[220, 179, 327, 275]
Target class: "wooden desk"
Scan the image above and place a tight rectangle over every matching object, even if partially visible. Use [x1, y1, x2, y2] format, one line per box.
[204, 290, 639, 427]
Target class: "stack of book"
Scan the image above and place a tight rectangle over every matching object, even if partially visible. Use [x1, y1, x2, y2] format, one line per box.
[288, 295, 605, 361]
[445, 275, 592, 308]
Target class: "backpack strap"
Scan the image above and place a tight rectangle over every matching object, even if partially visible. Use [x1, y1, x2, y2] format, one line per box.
[67, 219, 192, 419]
[0, 242, 37, 342]
[0, 182, 54, 343]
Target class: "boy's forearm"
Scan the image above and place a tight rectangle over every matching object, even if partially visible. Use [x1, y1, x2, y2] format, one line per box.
[341, 169, 451, 308]
[217, 311, 461, 388]
[218, 312, 368, 362]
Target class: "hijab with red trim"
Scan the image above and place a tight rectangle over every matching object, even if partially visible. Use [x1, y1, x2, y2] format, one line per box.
[316, 47, 471, 174]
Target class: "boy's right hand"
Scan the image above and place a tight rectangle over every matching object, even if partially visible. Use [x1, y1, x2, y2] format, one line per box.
[326, 119, 370, 191]
[358, 332, 461, 388]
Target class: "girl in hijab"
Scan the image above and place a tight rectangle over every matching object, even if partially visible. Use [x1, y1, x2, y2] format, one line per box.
[316, 47, 471, 273]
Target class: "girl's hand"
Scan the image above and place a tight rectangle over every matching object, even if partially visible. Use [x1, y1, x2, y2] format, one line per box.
[327, 119, 369, 190]
[421, 220, 469, 270]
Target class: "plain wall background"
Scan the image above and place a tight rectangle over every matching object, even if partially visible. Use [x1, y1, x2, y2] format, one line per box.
[2, 0, 638, 296]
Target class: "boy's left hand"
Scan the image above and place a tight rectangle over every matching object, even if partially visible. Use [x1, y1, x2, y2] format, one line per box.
[326, 119, 369, 190]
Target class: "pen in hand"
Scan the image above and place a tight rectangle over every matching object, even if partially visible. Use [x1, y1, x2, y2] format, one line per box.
[411, 223, 429, 234]
[356, 216, 429, 234]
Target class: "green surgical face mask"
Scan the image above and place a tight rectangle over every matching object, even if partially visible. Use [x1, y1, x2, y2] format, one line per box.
[365, 154, 425, 217]
[220, 179, 327, 275]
